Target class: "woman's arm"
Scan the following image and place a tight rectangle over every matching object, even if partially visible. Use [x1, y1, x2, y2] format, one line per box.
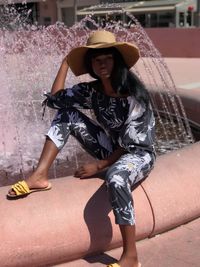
[51, 57, 69, 95]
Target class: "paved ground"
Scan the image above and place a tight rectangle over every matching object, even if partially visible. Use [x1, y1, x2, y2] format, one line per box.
[93, 217, 200, 267]
[135, 218, 200, 267]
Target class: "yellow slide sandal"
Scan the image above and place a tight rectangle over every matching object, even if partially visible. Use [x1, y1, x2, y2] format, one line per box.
[7, 180, 52, 199]
[107, 263, 141, 267]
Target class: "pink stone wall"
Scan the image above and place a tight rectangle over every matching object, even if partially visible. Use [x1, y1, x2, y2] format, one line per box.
[145, 28, 200, 58]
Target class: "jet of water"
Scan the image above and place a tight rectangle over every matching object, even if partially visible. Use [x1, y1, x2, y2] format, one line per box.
[0, 4, 194, 185]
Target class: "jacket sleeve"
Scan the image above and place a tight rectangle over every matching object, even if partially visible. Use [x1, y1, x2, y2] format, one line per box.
[43, 82, 92, 109]
[118, 98, 155, 153]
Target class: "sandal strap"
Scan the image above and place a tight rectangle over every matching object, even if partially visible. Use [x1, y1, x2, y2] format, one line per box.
[107, 264, 120, 267]
[11, 181, 30, 195]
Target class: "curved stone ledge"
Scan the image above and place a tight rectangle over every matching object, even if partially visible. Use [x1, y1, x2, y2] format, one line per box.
[142, 141, 200, 236]
[0, 142, 200, 267]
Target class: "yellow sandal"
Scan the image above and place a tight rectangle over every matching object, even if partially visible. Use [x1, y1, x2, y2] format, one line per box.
[107, 263, 141, 267]
[7, 180, 52, 199]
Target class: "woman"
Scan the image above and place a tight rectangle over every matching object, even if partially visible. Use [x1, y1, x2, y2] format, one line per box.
[8, 30, 156, 267]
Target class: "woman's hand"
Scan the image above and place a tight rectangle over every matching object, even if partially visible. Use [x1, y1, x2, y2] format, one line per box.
[62, 55, 69, 66]
[74, 162, 102, 179]
[74, 147, 126, 178]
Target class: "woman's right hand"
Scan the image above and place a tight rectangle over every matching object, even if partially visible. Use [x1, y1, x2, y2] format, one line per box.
[62, 55, 69, 66]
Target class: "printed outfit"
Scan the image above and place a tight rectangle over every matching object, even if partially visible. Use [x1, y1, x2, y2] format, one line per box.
[44, 81, 156, 225]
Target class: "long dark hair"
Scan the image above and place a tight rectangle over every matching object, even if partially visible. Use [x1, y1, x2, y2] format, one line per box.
[84, 47, 150, 106]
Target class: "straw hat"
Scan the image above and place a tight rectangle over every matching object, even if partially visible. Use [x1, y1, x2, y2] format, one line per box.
[67, 30, 140, 76]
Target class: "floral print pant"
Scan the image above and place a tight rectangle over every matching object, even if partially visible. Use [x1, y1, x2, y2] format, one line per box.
[47, 108, 155, 225]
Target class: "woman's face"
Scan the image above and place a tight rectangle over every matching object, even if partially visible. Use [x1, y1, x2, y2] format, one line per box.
[91, 53, 114, 80]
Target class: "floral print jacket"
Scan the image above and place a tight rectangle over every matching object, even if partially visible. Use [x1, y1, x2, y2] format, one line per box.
[44, 81, 156, 155]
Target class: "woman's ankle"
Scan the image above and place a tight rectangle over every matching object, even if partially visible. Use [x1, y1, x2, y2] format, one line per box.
[121, 251, 138, 261]
[33, 167, 48, 178]
[119, 252, 139, 267]
[27, 169, 48, 183]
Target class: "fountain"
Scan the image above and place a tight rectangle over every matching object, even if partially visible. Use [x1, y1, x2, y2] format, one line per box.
[0, 3, 197, 186]
[0, 2, 200, 267]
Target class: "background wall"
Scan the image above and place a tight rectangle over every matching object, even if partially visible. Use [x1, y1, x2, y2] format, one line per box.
[145, 28, 200, 58]
[38, 0, 57, 26]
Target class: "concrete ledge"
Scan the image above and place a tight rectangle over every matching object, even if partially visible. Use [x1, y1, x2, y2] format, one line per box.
[142, 141, 200, 236]
[0, 142, 200, 267]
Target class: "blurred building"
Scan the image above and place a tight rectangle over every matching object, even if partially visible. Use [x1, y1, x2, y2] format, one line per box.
[0, 0, 57, 26]
[56, 0, 100, 26]
[77, 0, 198, 28]
[0, 0, 199, 28]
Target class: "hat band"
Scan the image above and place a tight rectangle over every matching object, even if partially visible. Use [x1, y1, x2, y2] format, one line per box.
[87, 41, 113, 46]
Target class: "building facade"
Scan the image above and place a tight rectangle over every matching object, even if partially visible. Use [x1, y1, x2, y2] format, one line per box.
[77, 0, 198, 28]
[0, 0, 199, 28]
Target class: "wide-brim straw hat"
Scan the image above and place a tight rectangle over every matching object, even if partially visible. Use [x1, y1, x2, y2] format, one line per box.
[67, 30, 140, 76]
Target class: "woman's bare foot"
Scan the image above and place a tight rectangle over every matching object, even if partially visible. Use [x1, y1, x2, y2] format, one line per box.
[8, 171, 49, 196]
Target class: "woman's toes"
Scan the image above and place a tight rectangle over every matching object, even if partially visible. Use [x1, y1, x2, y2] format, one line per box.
[8, 189, 16, 196]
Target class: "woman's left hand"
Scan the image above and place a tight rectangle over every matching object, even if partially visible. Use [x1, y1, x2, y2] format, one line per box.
[74, 162, 101, 178]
